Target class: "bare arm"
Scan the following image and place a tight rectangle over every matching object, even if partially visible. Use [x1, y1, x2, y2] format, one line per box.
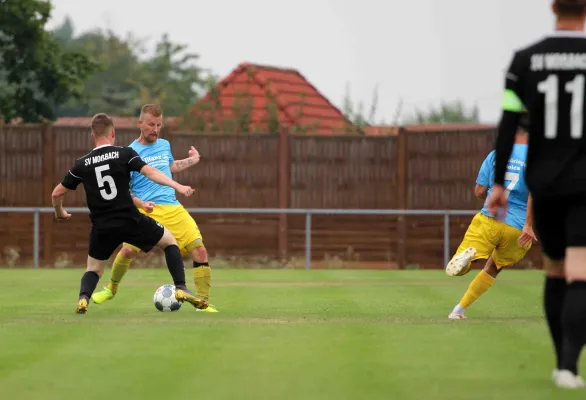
[130, 191, 143, 208]
[51, 184, 72, 219]
[518, 193, 537, 247]
[169, 146, 200, 174]
[474, 184, 488, 199]
[140, 165, 193, 196]
[525, 193, 533, 227]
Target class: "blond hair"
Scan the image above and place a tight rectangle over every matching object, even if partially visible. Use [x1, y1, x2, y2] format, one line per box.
[140, 104, 163, 119]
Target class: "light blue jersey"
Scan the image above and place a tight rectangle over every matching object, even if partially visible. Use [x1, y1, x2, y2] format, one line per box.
[129, 138, 179, 206]
[478, 144, 529, 231]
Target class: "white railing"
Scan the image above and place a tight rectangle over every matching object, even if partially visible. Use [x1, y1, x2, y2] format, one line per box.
[0, 207, 478, 269]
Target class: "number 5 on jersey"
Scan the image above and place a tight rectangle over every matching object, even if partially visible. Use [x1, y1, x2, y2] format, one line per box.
[538, 74, 584, 139]
[95, 165, 118, 200]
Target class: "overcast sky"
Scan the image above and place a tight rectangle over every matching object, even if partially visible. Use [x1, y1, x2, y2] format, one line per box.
[47, 0, 556, 124]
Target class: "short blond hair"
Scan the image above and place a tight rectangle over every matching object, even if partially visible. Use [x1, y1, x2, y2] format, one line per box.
[140, 104, 163, 119]
[91, 113, 114, 137]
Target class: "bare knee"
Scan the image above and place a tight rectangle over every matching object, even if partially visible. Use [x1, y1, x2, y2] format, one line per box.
[565, 247, 586, 282]
[190, 245, 208, 263]
[156, 228, 178, 249]
[86, 256, 107, 277]
[483, 258, 502, 278]
[120, 246, 138, 259]
[544, 255, 565, 278]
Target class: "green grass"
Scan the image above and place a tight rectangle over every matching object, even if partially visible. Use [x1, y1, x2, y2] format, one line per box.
[0, 269, 583, 400]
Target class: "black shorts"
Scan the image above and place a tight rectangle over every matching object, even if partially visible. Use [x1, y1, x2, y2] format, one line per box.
[88, 214, 165, 261]
[533, 193, 586, 260]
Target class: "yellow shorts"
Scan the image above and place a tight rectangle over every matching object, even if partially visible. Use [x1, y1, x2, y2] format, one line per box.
[454, 213, 530, 271]
[123, 204, 203, 256]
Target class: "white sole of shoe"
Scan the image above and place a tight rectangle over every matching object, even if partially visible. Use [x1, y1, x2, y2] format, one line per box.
[446, 247, 477, 276]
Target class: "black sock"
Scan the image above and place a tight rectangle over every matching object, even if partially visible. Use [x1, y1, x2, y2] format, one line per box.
[561, 281, 586, 375]
[79, 271, 100, 300]
[544, 277, 567, 370]
[193, 261, 209, 268]
[164, 245, 186, 289]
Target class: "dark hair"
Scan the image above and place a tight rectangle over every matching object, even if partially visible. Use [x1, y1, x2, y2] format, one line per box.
[519, 110, 530, 133]
[91, 113, 114, 137]
[555, 0, 586, 16]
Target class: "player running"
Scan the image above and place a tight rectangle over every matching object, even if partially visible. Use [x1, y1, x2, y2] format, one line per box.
[445, 121, 536, 320]
[91, 104, 217, 312]
[51, 113, 208, 314]
[487, 0, 586, 389]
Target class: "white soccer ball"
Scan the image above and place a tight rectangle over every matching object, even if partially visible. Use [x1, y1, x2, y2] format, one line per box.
[153, 284, 182, 312]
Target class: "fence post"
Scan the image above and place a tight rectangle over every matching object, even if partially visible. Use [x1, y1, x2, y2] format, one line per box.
[277, 129, 291, 260]
[33, 210, 40, 269]
[443, 213, 450, 268]
[41, 122, 55, 265]
[396, 128, 408, 269]
[305, 211, 312, 269]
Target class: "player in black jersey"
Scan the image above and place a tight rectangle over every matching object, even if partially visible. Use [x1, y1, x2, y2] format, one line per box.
[51, 113, 208, 314]
[487, 0, 586, 389]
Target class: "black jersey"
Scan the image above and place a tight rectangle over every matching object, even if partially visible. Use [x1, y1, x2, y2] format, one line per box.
[61, 145, 147, 228]
[495, 31, 586, 197]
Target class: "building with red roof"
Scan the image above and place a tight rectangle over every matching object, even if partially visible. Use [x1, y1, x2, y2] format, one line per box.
[187, 63, 351, 134]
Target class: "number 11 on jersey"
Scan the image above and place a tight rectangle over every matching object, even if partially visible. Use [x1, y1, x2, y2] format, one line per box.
[537, 74, 585, 139]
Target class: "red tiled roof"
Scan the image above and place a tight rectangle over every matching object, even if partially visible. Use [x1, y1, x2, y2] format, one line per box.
[189, 63, 350, 134]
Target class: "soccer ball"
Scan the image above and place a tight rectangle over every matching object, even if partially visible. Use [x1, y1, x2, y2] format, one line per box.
[153, 284, 182, 312]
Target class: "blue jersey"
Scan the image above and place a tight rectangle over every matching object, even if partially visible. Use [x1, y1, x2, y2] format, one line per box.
[478, 144, 529, 231]
[128, 138, 179, 206]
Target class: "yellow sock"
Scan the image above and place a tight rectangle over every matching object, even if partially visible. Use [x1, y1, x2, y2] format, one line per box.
[107, 252, 134, 294]
[459, 270, 495, 309]
[193, 263, 211, 300]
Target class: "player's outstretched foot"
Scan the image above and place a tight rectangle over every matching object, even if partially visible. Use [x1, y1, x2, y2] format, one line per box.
[196, 303, 219, 313]
[175, 287, 208, 310]
[92, 287, 115, 304]
[76, 297, 89, 314]
[448, 312, 466, 320]
[445, 247, 476, 276]
[553, 370, 586, 389]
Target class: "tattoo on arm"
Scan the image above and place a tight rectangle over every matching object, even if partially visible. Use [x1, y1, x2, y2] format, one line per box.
[175, 158, 193, 171]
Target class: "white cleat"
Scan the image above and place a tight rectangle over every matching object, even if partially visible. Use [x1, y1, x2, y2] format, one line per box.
[552, 369, 560, 381]
[448, 312, 467, 320]
[446, 247, 477, 276]
[554, 369, 586, 389]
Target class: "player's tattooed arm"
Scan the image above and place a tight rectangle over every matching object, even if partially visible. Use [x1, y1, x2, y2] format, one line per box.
[170, 146, 200, 173]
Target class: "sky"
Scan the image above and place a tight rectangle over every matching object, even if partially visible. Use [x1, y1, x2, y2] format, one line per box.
[47, 0, 556, 124]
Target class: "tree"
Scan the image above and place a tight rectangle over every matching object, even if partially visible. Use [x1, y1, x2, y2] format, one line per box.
[0, 0, 97, 122]
[341, 83, 382, 134]
[134, 34, 214, 116]
[404, 100, 480, 124]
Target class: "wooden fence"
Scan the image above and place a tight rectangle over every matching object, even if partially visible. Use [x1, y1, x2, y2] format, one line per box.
[0, 123, 543, 268]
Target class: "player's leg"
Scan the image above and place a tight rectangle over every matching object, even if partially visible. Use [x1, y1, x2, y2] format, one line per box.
[450, 223, 530, 319]
[163, 205, 217, 311]
[557, 196, 586, 387]
[77, 229, 119, 314]
[91, 244, 140, 304]
[153, 227, 208, 309]
[449, 257, 501, 319]
[126, 214, 208, 310]
[531, 196, 578, 387]
[446, 213, 495, 276]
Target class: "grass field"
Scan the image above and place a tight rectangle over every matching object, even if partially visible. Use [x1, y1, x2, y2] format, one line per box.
[0, 268, 584, 400]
